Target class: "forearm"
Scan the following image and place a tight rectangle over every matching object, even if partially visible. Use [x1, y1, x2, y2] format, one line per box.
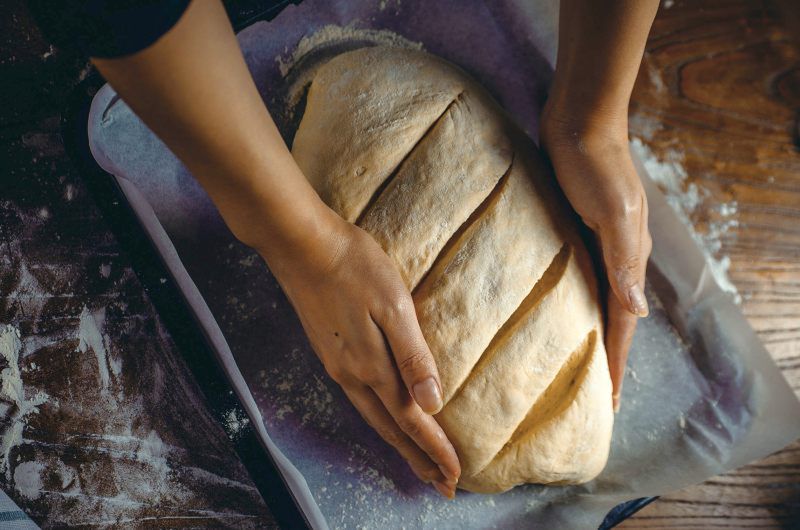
[92, 0, 338, 272]
[548, 0, 659, 131]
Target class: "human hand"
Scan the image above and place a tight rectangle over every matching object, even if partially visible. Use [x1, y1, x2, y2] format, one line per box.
[261, 216, 461, 498]
[540, 102, 652, 412]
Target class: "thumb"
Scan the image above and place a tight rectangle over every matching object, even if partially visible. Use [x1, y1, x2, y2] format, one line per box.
[599, 196, 651, 318]
[374, 295, 444, 415]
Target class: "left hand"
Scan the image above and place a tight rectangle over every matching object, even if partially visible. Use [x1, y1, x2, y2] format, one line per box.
[540, 101, 652, 412]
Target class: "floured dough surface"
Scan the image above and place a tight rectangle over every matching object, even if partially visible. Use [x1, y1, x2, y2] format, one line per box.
[292, 46, 613, 493]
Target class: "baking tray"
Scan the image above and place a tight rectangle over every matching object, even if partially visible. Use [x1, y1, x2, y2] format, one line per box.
[63, 72, 652, 530]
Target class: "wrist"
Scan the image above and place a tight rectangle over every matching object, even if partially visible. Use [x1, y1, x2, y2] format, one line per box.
[543, 60, 633, 142]
[540, 94, 629, 151]
[245, 202, 349, 285]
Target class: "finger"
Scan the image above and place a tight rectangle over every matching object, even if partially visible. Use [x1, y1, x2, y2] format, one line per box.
[342, 385, 456, 498]
[599, 193, 650, 318]
[345, 314, 459, 484]
[373, 295, 444, 415]
[368, 365, 461, 485]
[606, 291, 638, 412]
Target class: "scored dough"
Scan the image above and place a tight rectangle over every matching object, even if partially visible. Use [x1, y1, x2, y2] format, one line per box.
[292, 46, 613, 493]
[293, 49, 464, 222]
[413, 137, 564, 404]
[359, 91, 512, 288]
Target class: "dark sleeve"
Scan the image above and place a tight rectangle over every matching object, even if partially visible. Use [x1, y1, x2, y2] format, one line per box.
[26, 0, 191, 59]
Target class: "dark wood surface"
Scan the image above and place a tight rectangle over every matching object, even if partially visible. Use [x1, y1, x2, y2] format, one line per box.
[0, 0, 276, 527]
[1, 0, 798, 528]
[622, 0, 800, 528]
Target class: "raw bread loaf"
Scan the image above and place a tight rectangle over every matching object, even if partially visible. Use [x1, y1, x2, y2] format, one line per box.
[292, 46, 613, 493]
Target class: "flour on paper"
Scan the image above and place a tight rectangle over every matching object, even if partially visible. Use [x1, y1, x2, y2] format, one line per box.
[257, 348, 525, 528]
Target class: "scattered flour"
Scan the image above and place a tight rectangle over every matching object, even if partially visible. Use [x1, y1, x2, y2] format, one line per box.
[627, 366, 643, 386]
[631, 137, 741, 302]
[78, 305, 122, 392]
[135, 430, 171, 486]
[0, 325, 49, 479]
[13, 461, 44, 501]
[3, 244, 194, 517]
[6, 260, 48, 339]
[64, 183, 76, 201]
[377, 0, 402, 12]
[224, 408, 250, 437]
[647, 63, 667, 94]
[238, 253, 258, 268]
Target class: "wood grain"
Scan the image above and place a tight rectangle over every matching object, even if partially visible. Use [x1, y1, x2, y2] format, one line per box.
[622, 0, 800, 528]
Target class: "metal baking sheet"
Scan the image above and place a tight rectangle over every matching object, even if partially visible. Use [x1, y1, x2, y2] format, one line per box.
[86, 0, 800, 527]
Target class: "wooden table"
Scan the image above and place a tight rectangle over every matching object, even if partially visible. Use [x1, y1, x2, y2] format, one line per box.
[622, 1, 800, 527]
[0, 0, 798, 527]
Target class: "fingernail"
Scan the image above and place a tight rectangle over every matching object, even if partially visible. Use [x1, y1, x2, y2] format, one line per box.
[439, 464, 459, 482]
[433, 481, 455, 499]
[413, 377, 443, 414]
[628, 284, 649, 317]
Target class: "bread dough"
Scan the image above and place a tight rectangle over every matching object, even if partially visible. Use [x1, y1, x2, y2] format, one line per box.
[292, 46, 613, 493]
[359, 91, 512, 288]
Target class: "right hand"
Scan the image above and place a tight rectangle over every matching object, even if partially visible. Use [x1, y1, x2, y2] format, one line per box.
[263, 217, 461, 498]
[540, 102, 652, 412]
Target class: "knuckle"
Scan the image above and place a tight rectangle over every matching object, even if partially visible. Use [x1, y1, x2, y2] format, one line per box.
[398, 350, 430, 376]
[356, 367, 385, 388]
[325, 361, 355, 387]
[382, 292, 414, 322]
[396, 413, 423, 439]
[357, 411, 376, 430]
[407, 461, 436, 483]
[609, 192, 644, 224]
[617, 201, 641, 223]
[419, 465, 441, 483]
[614, 254, 642, 280]
[320, 357, 344, 384]
[375, 418, 408, 453]
[377, 425, 405, 449]
[325, 364, 346, 384]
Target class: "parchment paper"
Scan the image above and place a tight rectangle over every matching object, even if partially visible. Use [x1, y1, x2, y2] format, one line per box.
[86, 0, 800, 528]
